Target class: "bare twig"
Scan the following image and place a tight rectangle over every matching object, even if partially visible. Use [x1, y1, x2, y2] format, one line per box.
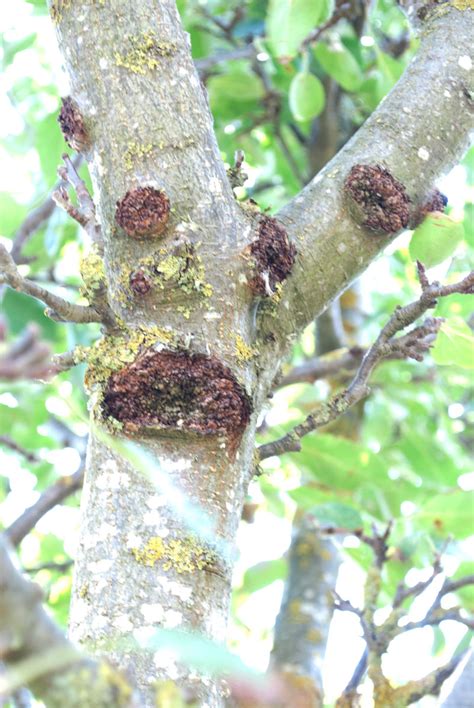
[10, 156, 83, 264]
[49, 349, 82, 375]
[0, 437, 39, 464]
[300, 2, 352, 51]
[195, 46, 255, 73]
[54, 154, 101, 246]
[0, 244, 102, 324]
[330, 526, 474, 706]
[3, 466, 85, 548]
[0, 539, 138, 704]
[24, 560, 74, 575]
[0, 324, 52, 381]
[258, 269, 474, 461]
[277, 347, 365, 387]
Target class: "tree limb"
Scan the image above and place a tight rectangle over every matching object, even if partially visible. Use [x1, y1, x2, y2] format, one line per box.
[3, 466, 85, 548]
[258, 269, 474, 461]
[53, 154, 102, 247]
[0, 324, 52, 381]
[267, 5, 474, 344]
[10, 155, 83, 264]
[0, 539, 138, 707]
[0, 244, 102, 324]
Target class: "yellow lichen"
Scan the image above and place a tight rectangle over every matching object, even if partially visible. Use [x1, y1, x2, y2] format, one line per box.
[119, 246, 213, 307]
[306, 627, 322, 643]
[80, 245, 106, 297]
[176, 305, 191, 319]
[123, 141, 153, 170]
[50, 0, 106, 23]
[84, 324, 175, 390]
[114, 32, 177, 75]
[50, 0, 71, 23]
[452, 0, 474, 9]
[132, 535, 218, 574]
[155, 680, 188, 708]
[132, 536, 165, 566]
[234, 334, 257, 363]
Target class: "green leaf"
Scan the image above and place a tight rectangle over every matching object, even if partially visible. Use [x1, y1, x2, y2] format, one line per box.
[413, 491, 474, 538]
[241, 558, 287, 593]
[314, 43, 363, 91]
[266, 0, 331, 58]
[289, 72, 325, 121]
[298, 434, 386, 491]
[409, 213, 464, 268]
[287, 485, 334, 509]
[310, 502, 363, 529]
[431, 317, 474, 370]
[208, 70, 264, 103]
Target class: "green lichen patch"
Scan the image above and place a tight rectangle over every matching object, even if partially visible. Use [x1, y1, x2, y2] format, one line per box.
[119, 244, 213, 307]
[114, 32, 177, 75]
[50, 0, 106, 23]
[234, 334, 258, 364]
[83, 324, 175, 390]
[80, 245, 106, 299]
[123, 141, 154, 171]
[132, 535, 219, 574]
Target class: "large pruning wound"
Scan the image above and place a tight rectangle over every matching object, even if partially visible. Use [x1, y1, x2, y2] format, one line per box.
[103, 349, 252, 442]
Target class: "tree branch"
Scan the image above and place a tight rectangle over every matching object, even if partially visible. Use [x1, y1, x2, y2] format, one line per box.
[329, 526, 474, 705]
[53, 154, 102, 246]
[258, 269, 473, 461]
[0, 437, 39, 464]
[10, 155, 83, 264]
[0, 324, 52, 381]
[267, 5, 474, 344]
[0, 538, 138, 706]
[0, 244, 102, 324]
[3, 466, 85, 548]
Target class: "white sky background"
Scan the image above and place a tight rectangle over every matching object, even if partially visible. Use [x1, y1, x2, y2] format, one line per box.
[0, 2, 472, 706]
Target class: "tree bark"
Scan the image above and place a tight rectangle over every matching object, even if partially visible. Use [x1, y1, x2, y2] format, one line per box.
[47, 1, 474, 706]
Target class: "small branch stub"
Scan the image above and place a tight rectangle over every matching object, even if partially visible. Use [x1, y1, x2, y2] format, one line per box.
[411, 189, 448, 227]
[344, 164, 410, 234]
[103, 349, 252, 441]
[58, 97, 88, 152]
[115, 187, 170, 239]
[248, 215, 296, 296]
[129, 269, 152, 295]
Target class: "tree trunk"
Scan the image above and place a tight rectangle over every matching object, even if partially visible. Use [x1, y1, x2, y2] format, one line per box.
[48, 0, 474, 705]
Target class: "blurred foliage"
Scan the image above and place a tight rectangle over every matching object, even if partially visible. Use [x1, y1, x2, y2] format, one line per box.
[0, 0, 472, 697]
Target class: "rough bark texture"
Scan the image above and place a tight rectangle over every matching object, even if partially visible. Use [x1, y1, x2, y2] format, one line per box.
[47, 1, 474, 706]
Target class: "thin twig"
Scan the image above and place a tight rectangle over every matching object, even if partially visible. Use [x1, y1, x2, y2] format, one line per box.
[10, 156, 83, 264]
[0, 437, 39, 464]
[0, 244, 102, 324]
[24, 560, 74, 574]
[0, 324, 52, 381]
[195, 46, 255, 73]
[3, 466, 85, 547]
[300, 2, 352, 51]
[258, 269, 474, 461]
[54, 154, 101, 246]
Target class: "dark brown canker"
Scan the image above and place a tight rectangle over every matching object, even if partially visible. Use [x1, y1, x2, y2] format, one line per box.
[248, 215, 296, 296]
[103, 349, 252, 440]
[115, 187, 170, 239]
[345, 164, 410, 234]
[58, 96, 88, 151]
